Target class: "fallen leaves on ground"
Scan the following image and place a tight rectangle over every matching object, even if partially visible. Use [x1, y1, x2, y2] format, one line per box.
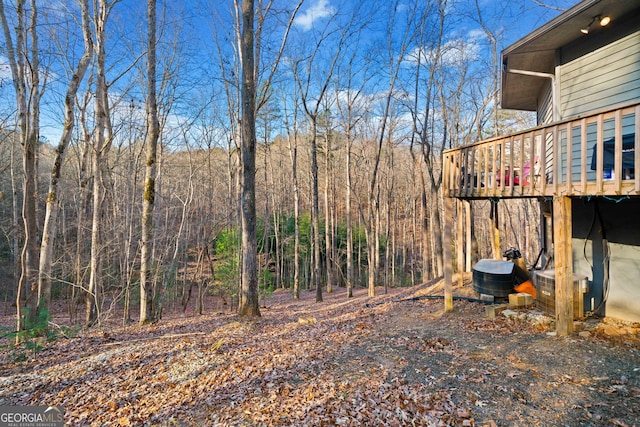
[1, 282, 639, 426]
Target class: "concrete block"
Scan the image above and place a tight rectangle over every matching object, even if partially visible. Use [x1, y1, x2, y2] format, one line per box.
[485, 304, 509, 319]
[509, 292, 533, 307]
[479, 293, 495, 302]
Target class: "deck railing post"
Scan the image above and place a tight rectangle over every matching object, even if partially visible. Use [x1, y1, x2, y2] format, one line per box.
[441, 102, 639, 198]
[566, 124, 573, 192]
[614, 110, 623, 194]
[635, 106, 640, 193]
[580, 119, 587, 193]
[596, 114, 604, 194]
[552, 125, 559, 195]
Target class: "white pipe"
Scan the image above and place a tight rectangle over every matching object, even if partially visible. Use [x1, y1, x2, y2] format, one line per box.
[506, 68, 558, 122]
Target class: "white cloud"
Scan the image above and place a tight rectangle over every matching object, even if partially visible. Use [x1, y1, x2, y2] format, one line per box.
[467, 28, 487, 41]
[294, 0, 335, 31]
[405, 29, 486, 67]
[441, 38, 479, 66]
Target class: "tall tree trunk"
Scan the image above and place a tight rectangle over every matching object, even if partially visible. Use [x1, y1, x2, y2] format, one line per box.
[86, 0, 113, 327]
[262, 144, 271, 292]
[366, 0, 417, 296]
[272, 202, 282, 289]
[1, 0, 42, 330]
[140, 0, 160, 324]
[430, 197, 443, 276]
[285, 123, 301, 299]
[345, 131, 353, 297]
[384, 151, 394, 291]
[290, 5, 349, 300]
[293, 158, 301, 298]
[20, 130, 39, 325]
[310, 120, 322, 302]
[324, 129, 333, 293]
[38, 0, 93, 311]
[335, 80, 363, 299]
[411, 198, 417, 283]
[419, 161, 430, 282]
[267, 153, 283, 289]
[10, 138, 20, 311]
[238, 0, 260, 317]
[73, 98, 92, 323]
[86, 148, 103, 327]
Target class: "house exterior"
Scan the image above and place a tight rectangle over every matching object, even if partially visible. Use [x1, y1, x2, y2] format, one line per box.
[442, 0, 640, 335]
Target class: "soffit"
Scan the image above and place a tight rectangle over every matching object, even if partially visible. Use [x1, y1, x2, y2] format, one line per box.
[501, 0, 640, 111]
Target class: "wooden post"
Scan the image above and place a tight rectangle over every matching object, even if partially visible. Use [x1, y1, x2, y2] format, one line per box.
[580, 119, 587, 194]
[456, 199, 464, 286]
[614, 110, 622, 194]
[596, 114, 604, 194]
[553, 196, 573, 336]
[444, 195, 454, 312]
[635, 106, 640, 193]
[465, 200, 472, 272]
[566, 124, 573, 190]
[552, 125, 559, 195]
[490, 201, 501, 260]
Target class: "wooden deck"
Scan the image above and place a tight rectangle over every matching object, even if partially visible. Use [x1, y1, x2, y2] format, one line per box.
[442, 101, 640, 336]
[443, 102, 640, 199]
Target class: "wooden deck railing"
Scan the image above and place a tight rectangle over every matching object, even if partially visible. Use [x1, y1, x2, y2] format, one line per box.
[443, 102, 640, 199]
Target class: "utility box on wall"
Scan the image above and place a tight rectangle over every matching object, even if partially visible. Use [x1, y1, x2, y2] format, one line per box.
[533, 269, 589, 319]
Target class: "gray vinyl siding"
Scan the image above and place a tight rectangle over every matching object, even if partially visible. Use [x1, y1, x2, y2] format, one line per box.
[559, 31, 640, 119]
[537, 80, 555, 179]
[537, 80, 553, 125]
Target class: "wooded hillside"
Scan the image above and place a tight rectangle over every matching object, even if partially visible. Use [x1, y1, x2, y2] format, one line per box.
[0, 0, 550, 329]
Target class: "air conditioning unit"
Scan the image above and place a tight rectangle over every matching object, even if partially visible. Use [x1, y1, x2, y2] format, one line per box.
[533, 269, 589, 319]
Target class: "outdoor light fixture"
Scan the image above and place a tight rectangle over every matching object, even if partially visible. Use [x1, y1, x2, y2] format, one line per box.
[581, 15, 611, 34]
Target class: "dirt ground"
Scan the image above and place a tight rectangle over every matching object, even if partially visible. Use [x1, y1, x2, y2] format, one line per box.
[1, 280, 639, 426]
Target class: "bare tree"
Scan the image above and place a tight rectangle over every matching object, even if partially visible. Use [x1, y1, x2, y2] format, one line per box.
[282, 85, 302, 299]
[364, 0, 419, 296]
[404, 0, 448, 281]
[140, 0, 160, 324]
[86, 0, 118, 326]
[0, 0, 44, 330]
[291, 6, 361, 302]
[334, 40, 371, 297]
[38, 0, 94, 313]
[237, 0, 260, 316]
[236, 0, 302, 316]
[321, 108, 334, 293]
[70, 90, 93, 323]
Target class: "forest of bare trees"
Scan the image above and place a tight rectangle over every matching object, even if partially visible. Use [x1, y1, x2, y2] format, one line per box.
[0, 0, 553, 331]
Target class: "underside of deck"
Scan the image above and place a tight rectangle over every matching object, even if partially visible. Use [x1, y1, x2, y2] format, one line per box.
[442, 102, 640, 337]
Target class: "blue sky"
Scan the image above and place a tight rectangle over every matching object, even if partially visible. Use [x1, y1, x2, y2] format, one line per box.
[0, 0, 579, 146]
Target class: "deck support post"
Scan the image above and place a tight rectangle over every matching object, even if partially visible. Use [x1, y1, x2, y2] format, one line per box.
[444, 195, 454, 312]
[553, 196, 574, 336]
[490, 200, 501, 259]
[465, 200, 472, 272]
[456, 199, 464, 286]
